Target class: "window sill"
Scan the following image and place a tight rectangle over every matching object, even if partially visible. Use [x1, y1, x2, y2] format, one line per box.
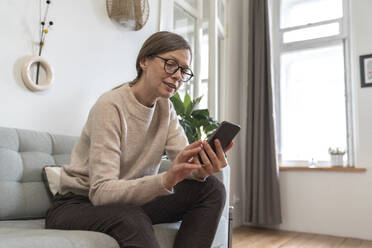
[279, 166, 366, 172]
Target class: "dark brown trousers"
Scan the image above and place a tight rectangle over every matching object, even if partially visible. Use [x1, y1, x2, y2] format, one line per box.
[45, 176, 226, 248]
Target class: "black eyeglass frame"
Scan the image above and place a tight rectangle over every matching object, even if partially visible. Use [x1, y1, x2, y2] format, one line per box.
[151, 55, 194, 82]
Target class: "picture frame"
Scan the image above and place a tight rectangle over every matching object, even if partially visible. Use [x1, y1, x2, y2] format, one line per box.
[360, 53, 372, 88]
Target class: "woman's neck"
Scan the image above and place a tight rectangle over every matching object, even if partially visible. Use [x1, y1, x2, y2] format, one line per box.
[130, 78, 157, 108]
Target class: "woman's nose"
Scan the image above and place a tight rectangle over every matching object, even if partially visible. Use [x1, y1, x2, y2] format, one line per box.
[171, 68, 183, 81]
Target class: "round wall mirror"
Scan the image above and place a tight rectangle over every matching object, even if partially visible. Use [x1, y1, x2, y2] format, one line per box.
[21, 55, 54, 91]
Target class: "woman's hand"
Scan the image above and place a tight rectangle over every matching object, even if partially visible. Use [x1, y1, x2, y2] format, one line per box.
[192, 139, 234, 179]
[162, 140, 203, 190]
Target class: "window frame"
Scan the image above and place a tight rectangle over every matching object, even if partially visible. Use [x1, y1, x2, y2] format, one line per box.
[271, 0, 355, 167]
[209, 0, 228, 120]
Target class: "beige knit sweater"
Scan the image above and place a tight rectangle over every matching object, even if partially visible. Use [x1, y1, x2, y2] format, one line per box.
[60, 83, 190, 206]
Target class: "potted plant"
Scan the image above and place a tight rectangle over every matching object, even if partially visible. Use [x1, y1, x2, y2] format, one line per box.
[328, 147, 346, 167]
[170, 92, 219, 144]
[160, 92, 219, 169]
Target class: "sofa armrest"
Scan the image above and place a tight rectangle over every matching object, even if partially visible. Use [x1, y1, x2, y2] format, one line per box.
[212, 165, 230, 248]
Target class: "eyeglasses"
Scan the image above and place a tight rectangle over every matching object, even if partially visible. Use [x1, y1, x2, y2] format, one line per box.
[151, 55, 194, 82]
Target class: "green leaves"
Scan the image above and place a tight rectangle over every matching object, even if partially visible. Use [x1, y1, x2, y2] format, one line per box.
[170, 92, 219, 144]
[185, 94, 202, 116]
[184, 93, 192, 116]
[170, 93, 185, 117]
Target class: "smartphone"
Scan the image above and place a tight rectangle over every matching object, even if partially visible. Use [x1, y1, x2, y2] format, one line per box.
[198, 121, 241, 163]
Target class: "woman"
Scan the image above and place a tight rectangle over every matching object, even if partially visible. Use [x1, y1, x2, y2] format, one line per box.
[45, 31, 233, 248]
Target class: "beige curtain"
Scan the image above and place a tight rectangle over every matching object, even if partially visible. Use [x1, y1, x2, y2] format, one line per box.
[243, 0, 282, 225]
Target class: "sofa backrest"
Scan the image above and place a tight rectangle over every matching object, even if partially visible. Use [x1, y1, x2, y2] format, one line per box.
[0, 127, 78, 220]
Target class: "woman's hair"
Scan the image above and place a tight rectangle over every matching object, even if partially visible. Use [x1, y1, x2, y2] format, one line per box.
[133, 31, 191, 82]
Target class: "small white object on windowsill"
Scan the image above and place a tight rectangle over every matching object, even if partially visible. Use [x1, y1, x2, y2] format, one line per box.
[330, 154, 344, 167]
[328, 147, 346, 167]
[308, 158, 318, 168]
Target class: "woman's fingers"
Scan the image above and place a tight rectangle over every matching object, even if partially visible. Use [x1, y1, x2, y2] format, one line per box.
[199, 149, 215, 174]
[223, 141, 234, 153]
[203, 141, 221, 171]
[214, 140, 228, 168]
[179, 147, 202, 162]
[173, 162, 201, 176]
[197, 160, 209, 175]
[214, 139, 226, 161]
[181, 162, 201, 170]
[178, 139, 232, 179]
[192, 155, 201, 165]
[192, 155, 209, 177]
[184, 140, 203, 151]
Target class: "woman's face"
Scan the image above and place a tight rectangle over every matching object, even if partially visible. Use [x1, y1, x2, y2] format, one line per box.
[141, 49, 191, 99]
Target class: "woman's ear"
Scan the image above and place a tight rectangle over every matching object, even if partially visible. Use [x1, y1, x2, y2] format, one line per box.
[139, 57, 150, 71]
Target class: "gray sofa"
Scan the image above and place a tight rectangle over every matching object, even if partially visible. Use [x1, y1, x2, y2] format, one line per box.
[0, 127, 230, 248]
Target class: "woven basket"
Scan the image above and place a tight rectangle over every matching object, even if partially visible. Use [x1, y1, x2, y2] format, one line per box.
[106, 0, 149, 30]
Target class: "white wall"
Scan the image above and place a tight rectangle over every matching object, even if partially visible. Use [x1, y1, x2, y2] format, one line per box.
[227, 0, 372, 240]
[0, 0, 159, 136]
[351, 0, 372, 171]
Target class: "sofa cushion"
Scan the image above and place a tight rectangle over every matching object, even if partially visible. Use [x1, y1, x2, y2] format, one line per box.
[0, 219, 119, 248]
[0, 127, 78, 220]
[0, 219, 181, 248]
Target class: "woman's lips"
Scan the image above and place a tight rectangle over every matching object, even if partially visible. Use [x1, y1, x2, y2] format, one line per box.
[163, 81, 176, 91]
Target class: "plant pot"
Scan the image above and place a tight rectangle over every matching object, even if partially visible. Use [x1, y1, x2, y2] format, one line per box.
[330, 154, 344, 167]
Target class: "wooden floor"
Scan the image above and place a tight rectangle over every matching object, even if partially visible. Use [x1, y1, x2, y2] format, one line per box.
[232, 226, 372, 248]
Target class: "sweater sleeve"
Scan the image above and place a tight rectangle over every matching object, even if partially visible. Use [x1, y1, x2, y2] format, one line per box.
[87, 98, 172, 206]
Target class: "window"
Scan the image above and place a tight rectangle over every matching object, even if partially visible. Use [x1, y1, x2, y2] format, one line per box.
[173, 2, 197, 100]
[272, 0, 353, 167]
[160, 0, 228, 120]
